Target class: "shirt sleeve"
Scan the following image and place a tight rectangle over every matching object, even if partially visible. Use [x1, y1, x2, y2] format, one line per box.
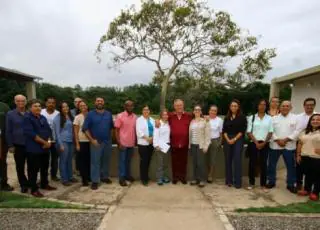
[268, 118, 274, 133]
[219, 119, 223, 134]
[23, 116, 37, 139]
[114, 114, 122, 129]
[271, 116, 279, 141]
[82, 113, 91, 132]
[240, 115, 248, 134]
[222, 118, 227, 133]
[136, 118, 145, 138]
[5, 112, 13, 147]
[288, 116, 300, 141]
[153, 127, 160, 147]
[53, 115, 62, 148]
[204, 121, 211, 151]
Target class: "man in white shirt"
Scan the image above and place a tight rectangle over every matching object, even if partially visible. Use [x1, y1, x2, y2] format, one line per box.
[41, 96, 59, 181]
[296, 98, 316, 190]
[267, 101, 300, 193]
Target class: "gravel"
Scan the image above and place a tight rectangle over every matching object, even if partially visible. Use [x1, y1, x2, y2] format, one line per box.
[0, 211, 104, 230]
[228, 215, 320, 230]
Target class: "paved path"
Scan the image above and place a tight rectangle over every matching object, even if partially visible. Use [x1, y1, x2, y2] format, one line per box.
[98, 183, 227, 230]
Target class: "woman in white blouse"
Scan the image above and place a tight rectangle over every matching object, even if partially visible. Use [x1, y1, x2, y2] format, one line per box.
[153, 109, 171, 185]
[207, 105, 223, 183]
[136, 105, 155, 186]
[189, 105, 211, 187]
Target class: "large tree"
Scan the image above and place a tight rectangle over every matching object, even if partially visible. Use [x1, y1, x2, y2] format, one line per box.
[96, 0, 276, 110]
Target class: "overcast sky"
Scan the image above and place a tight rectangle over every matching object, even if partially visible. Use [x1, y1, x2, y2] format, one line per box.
[1, 0, 319, 87]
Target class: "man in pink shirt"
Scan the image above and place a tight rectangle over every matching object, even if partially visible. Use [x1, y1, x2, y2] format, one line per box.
[115, 100, 137, 186]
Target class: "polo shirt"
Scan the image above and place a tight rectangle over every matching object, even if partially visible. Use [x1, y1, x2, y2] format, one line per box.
[23, 112, 52, 154]
[247, 113, 273, 141]
[114, 111, 137, 147]
[168, 112, 192, 148]
[82, 110, 114, 143]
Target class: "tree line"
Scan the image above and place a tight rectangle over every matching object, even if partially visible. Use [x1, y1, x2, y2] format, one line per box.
[0, 77, 291, 115]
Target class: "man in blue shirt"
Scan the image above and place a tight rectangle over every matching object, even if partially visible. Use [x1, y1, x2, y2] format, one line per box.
[6, 94, 29, 193]
[83, 97, 114, 190]
[23, 99, 57, 197]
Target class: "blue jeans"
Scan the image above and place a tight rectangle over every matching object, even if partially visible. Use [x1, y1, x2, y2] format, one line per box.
[59, 142, 73, 183]
[267, 149, 296, 187]
[90, 141, 112, 183]
[118, 147, 134, 180]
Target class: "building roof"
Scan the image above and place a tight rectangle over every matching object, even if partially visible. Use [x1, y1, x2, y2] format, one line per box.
[271, 65, 320, 84]
[0, 66, 42, 82]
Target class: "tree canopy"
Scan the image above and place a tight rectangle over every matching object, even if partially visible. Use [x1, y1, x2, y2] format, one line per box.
[96, 0, 276, 110]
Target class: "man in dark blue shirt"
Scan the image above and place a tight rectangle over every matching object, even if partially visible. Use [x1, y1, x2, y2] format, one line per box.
[83, 97, 114, 190]
[6, 94, 29, 193]
[23, 99, 57, 197]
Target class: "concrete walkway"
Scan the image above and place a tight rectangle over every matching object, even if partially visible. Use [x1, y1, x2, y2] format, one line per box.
[99, 183, 227, 230]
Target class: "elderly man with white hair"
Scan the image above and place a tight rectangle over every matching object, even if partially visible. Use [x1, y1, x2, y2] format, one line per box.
[266, 100, 300, 194]
[5, 94, 29, 193]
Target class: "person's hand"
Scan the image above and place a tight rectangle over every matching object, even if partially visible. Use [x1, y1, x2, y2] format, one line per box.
[148, 137, 153, 144]
[314, 149, 320, 155]
[229, 138, 236, 145]
[155, 120, 161, 128]
[203, 148, 208, 154]
[43, 141, 51, 149]
[91, 139, 99, 146]
[203, 115, 210, 121]
[76, 143, 80, 152]
[8, 147, 15, 153]
[296, 154, 301, 164]
[277, 139, 286, 147]
[60, 145, 65, 153]
[155, 146, 160, 151]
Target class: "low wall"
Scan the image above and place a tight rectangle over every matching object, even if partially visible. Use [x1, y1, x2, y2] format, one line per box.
[108, 145, 285, 180]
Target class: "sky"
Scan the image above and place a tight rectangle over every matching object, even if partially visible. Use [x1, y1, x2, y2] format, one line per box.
[1, 0, 319, 88]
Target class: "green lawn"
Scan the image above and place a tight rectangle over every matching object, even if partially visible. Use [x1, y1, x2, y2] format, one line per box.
[236, 201, 320, 214]
[0, 192, 88, 209]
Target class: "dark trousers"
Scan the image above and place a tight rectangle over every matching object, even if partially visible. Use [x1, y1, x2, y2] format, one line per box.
[248, 142, 268, 186]
[308, 157, 320, 195]
[224, 138, 244, 188]
[0, 140, 8, 186]
[14, 145, 30, 188]
[79, 142, 90, 183]
[49, 145, 58, 178]
[138, 145, 154, 182]
[171, 147, 188, 181]
[28, 153, 49, 192]
[300, 156, 312, 192]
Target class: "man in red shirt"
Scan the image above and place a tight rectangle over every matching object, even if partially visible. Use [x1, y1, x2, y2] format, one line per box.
[168, 99, 192, 184]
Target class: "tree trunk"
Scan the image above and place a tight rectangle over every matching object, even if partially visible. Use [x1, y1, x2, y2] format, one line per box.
[160, 75, 170, 111]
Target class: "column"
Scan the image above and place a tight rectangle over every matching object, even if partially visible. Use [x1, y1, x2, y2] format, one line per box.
[269, 80, 280, 100]
[26, 81, 37, 99]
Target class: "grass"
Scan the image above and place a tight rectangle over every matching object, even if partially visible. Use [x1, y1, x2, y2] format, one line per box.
[236, 201, 320, 214]
[0, 192, 89, 209]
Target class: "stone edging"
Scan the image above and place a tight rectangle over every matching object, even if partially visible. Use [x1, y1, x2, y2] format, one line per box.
[0, 208, 106, 213]
[225, 211, 320, 218]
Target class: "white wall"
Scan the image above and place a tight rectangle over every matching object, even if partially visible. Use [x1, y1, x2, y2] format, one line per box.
[291, 74, 320, 114]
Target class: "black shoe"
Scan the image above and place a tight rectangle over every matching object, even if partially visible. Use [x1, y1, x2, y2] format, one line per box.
[21, 187, 28, 193]
[91, 183, 98, 190]
[101, 178, 112, 184]
[1, 184, 14, 191]
[82, 181, 89, 187]
[287, 186, 297, 194]
[119, 179, 128, 187]
[172, 180, 178, 185]
[51, 176, 60, 182]
[70, 178, 79, 183]
[265, 184, 275, 189]
[181, 179, 187, 185]
[125, 176, 135, 183]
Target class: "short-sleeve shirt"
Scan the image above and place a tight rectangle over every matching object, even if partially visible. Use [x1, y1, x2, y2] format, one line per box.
[299, 130, 320, 158]
[209, 117, 223, 139]
[73, 114, 89, 142]
[114, 111, 137, 147]
[247, 114, 273, 141]
[82, 110, 114, 143]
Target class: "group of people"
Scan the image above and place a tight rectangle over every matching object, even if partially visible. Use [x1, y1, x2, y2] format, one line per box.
[1, 94, 319, 201]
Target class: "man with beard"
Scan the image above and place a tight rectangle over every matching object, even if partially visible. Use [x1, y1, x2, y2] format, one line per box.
[83, 97, 114, 190]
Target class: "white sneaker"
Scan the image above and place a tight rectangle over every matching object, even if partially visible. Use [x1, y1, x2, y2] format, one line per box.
[247, 185, 254, 190]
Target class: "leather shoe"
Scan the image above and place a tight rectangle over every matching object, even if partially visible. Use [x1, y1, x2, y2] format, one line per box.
[41, 185, 57, 191]
[119, 179, 128, 187]
[31, 191, 44, 198]
[91, 183, 98, 190]
[125, 176, 135, 183]
[101, 178, 112, 184]
[21, 187, 28, 193]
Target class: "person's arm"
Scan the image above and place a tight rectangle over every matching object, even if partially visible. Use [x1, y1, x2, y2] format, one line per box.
[189, 120, 193, 148]
[53, 115, 63, 151]
[231, 116, 247, 143]
[153, 127, 160, 148]
[5, 112, 14, 151]
[285, 116, 301, 143]
[114, 115, 123, 148]
[136, 118, 149, 142]
[296, 139, 302, 164]
[83, 113, 98, 145]
[247, 115, 258, 143]
[23, 116, 50, 148]
[73, 116, 80, 151]
[203, 121, 211, 153]
[222, 118, 230, 144]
